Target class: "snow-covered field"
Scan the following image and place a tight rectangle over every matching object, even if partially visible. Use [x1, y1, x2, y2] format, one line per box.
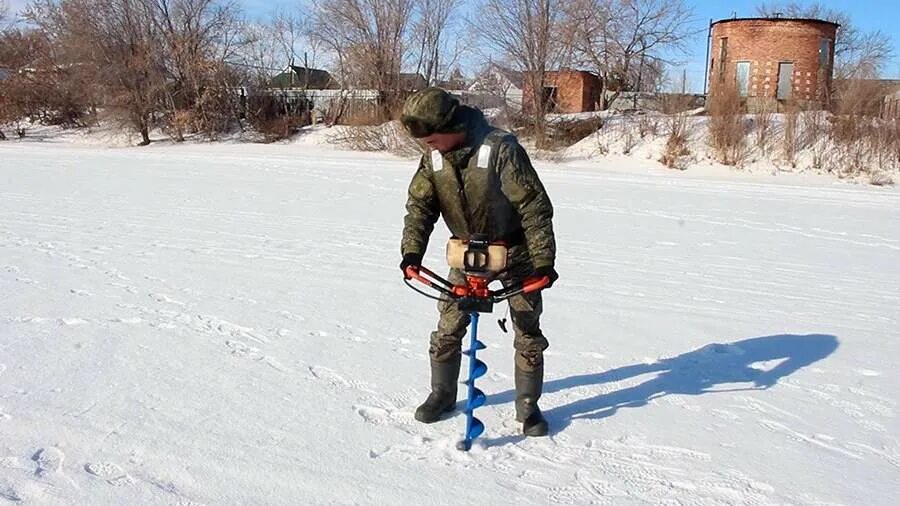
[1, 137, 898, 505]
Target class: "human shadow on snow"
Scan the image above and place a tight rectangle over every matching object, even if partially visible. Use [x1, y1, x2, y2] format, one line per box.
[482, 333, 839, 440]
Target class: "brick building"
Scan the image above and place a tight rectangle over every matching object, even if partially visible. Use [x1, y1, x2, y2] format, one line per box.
[708, 17, 839, 110]
[523, 69, 602, 114]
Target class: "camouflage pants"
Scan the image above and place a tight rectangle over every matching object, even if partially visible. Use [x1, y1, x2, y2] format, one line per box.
[429, 258, 549, 372]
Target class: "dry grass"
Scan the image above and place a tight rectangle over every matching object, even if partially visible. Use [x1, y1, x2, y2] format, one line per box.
[543, 115, 604, 151]
[707, 86, 748, 166]
[754, 103, 774, 155]
[244, 94, 310, 142]
[339, 104, 388, 127]
[328, 120, 421, 157]
[782, 103, 800, 167]
[801, 110, 830, 170]
[659, 111, 691, 169]
[637, 114, 660, 138]
[255, 116, 306, 143]
[824, 80, 900, 181]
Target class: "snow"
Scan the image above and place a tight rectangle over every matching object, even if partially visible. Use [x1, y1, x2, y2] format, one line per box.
[560, 111, 898, 185]
[1, 137, 899, 505]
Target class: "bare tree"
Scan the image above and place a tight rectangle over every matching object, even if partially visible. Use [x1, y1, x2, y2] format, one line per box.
[472, 0, 567, 146]
[564, 0, 694, 110]
[0, 0, 9, 29]
[757, 2, 894, 79]
[21, 0, 246, 143]
[25, 0, 168, 145]
[234, 18, 286, 87]
[410, 0, 461, 86]
[147, 0, 244, 139]
[0, 26, 91, 131]
[309, 0, 414, 119]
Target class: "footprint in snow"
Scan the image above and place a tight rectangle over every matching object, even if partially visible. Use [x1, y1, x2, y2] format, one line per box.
[277, 310, 305, 322]
[0, 484, 22, 502]
[309, 366, 350, 388]
[32, 447, 65, 477]
[59, 318, 89, 326]
[148, 293, 185, 306]
[84, 462, 133, 486]
[111, 317, 143, 324]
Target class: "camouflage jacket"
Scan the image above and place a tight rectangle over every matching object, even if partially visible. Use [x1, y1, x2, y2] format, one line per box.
[401, 107, 556, 269]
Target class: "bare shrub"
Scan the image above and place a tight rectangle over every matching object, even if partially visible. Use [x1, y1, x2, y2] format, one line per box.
[782, 102, 800, 167]
[659, 93, 695, 115]
[828, 79, 899, 180]
[659, 110, 690, 169]
[245, 94, 310, 142]
[637, 114, 659, 138]
[547, 116, 604, 149]
[256, 116, 306, 143]
[707, 86, 748, 166]
[0, 27, 97, 132]
[802, 110, 831, 170]
[754, 102, 774, 155]
[329, 121, 420, 157]
[622, 128, 637, 155]
[340, 103, 388, 127]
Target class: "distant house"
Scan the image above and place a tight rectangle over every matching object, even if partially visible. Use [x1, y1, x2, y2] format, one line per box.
[468, 62, 524, 108]
[522, 69, 602, 114]
[435, 68, 468, 90]
[269, 65, 339, 90]
[470, 62, 522, 94]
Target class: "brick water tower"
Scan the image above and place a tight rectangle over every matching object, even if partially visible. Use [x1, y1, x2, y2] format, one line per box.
[707, 17, 839, 110]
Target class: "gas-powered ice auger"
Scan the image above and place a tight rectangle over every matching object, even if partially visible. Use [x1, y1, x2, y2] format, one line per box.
[404, 235, 550, 451]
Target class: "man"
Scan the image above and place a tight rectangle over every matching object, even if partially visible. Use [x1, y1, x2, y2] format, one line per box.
[399, 87, 558, 437]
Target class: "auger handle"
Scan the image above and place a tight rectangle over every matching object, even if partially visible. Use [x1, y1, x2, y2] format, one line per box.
[490, 275, 550, 302]
[405, 265, 456, 298]
[522, 275, 551, 294]
[405, 265, 551, 302]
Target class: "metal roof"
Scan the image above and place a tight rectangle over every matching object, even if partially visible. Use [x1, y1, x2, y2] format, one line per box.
[711, 17, 840, 29]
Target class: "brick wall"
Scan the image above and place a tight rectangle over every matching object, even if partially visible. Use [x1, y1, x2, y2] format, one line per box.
[709, 18, 838, 109]
[523, 70, 602, 113]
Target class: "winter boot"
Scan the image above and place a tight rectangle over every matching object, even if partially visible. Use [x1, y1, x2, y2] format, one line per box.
[515, 364, 549, 437]
[415, 356, 461, 423]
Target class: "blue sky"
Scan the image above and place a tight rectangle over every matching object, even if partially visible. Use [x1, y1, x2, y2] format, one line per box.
[9, 0, 899, 88]
[244, 0, 899, 87]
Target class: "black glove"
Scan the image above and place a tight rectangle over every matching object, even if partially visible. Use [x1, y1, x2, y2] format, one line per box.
[534, 265, 559, 288]
[400, 253, 423, 279]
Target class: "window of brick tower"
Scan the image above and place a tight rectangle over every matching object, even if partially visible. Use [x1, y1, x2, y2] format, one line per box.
[736, 62, 751, 97]
[777, 62, 794, 100]
[718, 38, 728, 82]
[819, 38, 832, 67]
